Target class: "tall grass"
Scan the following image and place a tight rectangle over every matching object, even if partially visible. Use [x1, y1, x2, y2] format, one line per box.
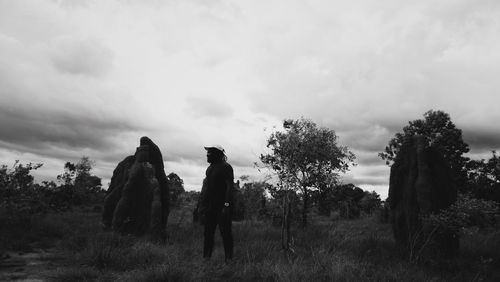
[19, 208, 499, 281]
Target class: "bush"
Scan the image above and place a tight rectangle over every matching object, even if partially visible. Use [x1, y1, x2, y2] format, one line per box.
[426, 194, 500, 232]
[0, 159, 106, 255]
[406, 194, 500, 262]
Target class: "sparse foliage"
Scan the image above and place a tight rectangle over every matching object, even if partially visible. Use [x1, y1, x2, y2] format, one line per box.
[0, 161, 45, 218]
[359, 191, 383, 215]
[0, 161, 42, 191]
[232, 181, 246, 221]
[260, 117, 355, 236]
[56, 156, 103, 206]
[466, 151, 500, 202]
[311, 182, 381, 217]
[331, 184, 367, 218]
[167, 172, 185, 207]
[241, 181, 269, 220]
[57, 162, 76, 185]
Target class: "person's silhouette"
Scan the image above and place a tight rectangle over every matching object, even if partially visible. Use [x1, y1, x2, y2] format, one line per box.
[200, 145, 234, 261]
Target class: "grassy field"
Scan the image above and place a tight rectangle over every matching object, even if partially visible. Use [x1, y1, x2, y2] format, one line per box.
[2, 206, 500, 282]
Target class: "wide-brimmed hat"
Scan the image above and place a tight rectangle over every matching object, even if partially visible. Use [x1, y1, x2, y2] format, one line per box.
[204, 144, 225, 153]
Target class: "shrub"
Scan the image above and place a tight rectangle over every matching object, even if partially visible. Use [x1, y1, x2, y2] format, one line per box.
[426, 194, 499, 232]
[407, 194, 500, 262]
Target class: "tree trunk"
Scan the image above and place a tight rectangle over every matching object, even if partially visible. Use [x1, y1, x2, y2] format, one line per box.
[281, 195, 286, 249]
[281, 189, 293, 250]
[302, 187, 308, 227]
[286, 198, 291, 248]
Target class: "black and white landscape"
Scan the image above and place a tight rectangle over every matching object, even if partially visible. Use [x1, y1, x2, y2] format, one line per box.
[1, 1, 499, 281]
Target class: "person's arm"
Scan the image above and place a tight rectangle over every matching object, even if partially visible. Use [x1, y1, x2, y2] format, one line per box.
[224, 164, 234, 208]
[224, 179, 233, 206]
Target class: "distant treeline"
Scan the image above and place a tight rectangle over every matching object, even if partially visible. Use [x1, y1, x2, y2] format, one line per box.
[1, 110, 499, 251]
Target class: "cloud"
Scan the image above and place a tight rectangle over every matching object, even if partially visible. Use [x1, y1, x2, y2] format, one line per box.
[185, 96, 234, 119]
[0, 105, 132, 150]
[1, 0, 499, 195]
[244, 0, 500, 139]
[50, 37, 113, 77]
[463, 129, 500, 152]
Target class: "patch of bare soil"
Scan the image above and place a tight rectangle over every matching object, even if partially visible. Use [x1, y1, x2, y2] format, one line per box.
[0, 248, 65, 281]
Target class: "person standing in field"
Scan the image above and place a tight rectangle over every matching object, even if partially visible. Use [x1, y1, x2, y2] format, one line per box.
[200, 145, 234, 261]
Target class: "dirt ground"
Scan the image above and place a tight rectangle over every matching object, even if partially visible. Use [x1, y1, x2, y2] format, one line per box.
[0, 248, 64, 282]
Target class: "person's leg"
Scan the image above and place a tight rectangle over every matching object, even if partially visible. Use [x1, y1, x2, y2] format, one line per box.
[203, 210, 217, 258]
[219, 209, 233, 260]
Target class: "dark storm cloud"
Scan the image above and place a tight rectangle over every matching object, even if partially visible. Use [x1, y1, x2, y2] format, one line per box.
[0, 104, 140, 159]
[463, 128, 500, 152]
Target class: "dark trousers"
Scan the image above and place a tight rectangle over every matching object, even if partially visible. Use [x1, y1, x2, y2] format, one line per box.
[203, 208, 233, 260]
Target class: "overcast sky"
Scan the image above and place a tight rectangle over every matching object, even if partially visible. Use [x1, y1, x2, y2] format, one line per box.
[1, 0, 500, 199]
